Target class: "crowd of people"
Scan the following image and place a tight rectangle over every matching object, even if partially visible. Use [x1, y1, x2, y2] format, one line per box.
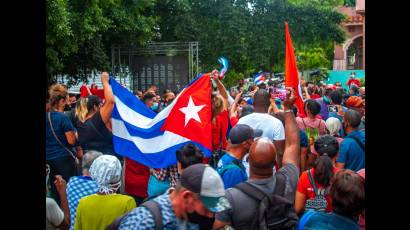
[46, 71, 365, 229]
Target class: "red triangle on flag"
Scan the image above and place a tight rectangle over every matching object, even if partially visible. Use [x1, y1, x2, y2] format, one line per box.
[161, 74, 213, 150]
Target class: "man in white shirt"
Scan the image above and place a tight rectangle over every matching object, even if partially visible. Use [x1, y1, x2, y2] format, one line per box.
[237, 89, 285, 167]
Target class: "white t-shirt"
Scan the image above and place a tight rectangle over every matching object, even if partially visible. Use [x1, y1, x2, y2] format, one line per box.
[237, 112, 285, 141]
[46, 197, 64, 230]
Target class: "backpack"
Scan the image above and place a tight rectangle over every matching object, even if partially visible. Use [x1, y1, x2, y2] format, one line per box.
[217, 158, 245, 178]
[304, 170, 328, 212]
[301, 118, 322, 148]
[234, 171, 299, 230]
[106, 200, 163, 230]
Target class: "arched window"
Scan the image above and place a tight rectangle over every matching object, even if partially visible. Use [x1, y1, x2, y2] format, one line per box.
[346, 36, 363, 70]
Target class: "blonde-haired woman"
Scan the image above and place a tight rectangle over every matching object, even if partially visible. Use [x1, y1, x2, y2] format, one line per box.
[46, 84, 80, 204]
[75, 72, 116, 157]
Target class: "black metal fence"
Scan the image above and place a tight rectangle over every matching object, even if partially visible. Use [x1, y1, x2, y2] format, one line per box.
[112, 42, 199, 94]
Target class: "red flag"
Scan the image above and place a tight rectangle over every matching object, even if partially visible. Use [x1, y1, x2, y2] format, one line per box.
[284, 22, 305, 116]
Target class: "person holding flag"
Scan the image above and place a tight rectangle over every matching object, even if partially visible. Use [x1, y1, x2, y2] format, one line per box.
[109, 70, 215, 169]
[284, 22, 305, 117]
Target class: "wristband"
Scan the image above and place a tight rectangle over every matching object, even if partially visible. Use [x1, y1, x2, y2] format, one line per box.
[284, 109, 293, 113]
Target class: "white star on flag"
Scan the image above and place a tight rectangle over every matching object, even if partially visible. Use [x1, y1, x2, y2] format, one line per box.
[179, 96, 206, 127]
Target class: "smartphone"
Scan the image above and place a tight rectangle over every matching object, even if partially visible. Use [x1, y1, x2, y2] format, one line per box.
[328, 105, 338, 113]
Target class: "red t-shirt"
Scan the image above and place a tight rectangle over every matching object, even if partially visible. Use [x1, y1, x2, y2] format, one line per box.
[297, 167, 340, 212]
[124, 158, 150, 198]
[80, 85, 91, 98]
[211, 110, 229, 151]
[310, 94, 321, 99]
[347, 78, 361, 87]
[230, 115, 239, 127]
[90, 88, 105, 100]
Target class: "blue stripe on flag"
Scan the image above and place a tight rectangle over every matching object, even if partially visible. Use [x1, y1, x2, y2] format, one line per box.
[113, 136, 211, 168]
[112, 107, 166, 138]
[109, 77, 156, 119]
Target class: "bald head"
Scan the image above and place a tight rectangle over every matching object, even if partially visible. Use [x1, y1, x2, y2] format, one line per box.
[253, 89, 271, 112]
[249, 137, 277, 177]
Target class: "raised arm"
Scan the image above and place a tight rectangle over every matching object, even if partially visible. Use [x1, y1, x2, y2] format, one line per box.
[54, 175, 70, 230]
[269, 98, 281, 114]
[282, 87, 300, 167]
[230, 91, 243, 118]
[100, 72, 115, 124]
[211, 70, 229, 109]
[303, 86, 310, 100]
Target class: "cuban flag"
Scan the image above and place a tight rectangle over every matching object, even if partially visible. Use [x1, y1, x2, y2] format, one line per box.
[110, 73, 212, 168]
[254, 72, 265, 85]
[218, 57, 229, 79]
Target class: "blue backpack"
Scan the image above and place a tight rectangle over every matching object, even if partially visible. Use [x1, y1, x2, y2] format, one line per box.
[217, 158, 245, 178]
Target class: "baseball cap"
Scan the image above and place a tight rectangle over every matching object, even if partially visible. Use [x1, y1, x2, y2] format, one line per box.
[244, 97, 253, 105]
[180, 164, 231, 212]
[240, 105, 254, 118]
[229, 124, 263, 144]
[325, 84, 336, 90]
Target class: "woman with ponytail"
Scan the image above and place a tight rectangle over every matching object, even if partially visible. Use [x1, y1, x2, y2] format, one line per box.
[295, 135, 340, 215]
[75, 72, 116, 157]
[46, 84, 80, 204]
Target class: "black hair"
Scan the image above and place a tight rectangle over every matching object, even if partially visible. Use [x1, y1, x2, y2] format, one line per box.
[253, 89, 270, 109]
[304, 99, 321, 116]
[176, 143, 204, 169]
[350, 85, 359, 94]
[142, 92, 156, 102]
[258, 83, 267, 89]
[345, 109, 362, 128]
[313, 135, 339, 187]
[240, 105, 254, 118]
[329, 90, 343, 105]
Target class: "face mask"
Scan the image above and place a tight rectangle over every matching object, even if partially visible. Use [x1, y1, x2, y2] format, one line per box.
[64, 104, 71, 111]
[186, 211, 214, 228]
[151, 102, 158, 111]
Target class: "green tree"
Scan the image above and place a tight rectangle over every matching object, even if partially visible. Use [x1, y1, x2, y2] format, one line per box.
[344, 0, 356, 6]
[46, 0, 158, 84]
[297, 47, 331, 71]
[47, 0, 347, 86]
[46, 0, 75, 82]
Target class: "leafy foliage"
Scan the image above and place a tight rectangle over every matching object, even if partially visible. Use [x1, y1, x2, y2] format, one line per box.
[47, 0, 347, 87]
[46, 0, 158, 83]
[297, 47, 331, 71]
